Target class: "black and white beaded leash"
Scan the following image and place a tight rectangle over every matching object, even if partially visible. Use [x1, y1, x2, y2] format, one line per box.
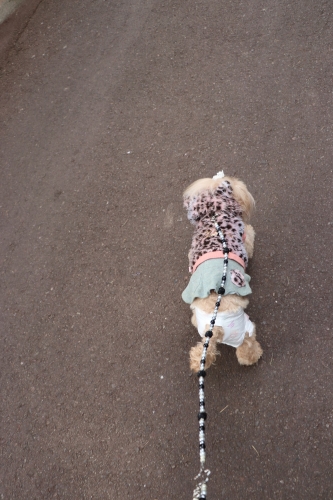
[192, 216, 229, 500]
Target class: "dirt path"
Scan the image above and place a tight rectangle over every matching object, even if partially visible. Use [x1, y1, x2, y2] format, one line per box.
[1, 0, 332, 498]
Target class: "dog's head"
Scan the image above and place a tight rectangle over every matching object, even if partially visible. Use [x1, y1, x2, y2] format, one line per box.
[183, 174, 255, 223]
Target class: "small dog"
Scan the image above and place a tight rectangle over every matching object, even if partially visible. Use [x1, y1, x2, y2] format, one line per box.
[182, 171, 263, 372]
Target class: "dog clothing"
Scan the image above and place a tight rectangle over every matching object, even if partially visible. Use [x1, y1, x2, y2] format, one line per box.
[182, 179, 252, 304]
[182, 177, 255, 345]
[182, 258, 251, 304]
[184, 180, 248, 273]
[193, 306, 254, 348]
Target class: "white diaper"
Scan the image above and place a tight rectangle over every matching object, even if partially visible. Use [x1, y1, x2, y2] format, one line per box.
[193, 307, 254, 348]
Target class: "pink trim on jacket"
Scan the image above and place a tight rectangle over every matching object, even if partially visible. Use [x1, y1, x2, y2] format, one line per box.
[191, 251, 245, 274]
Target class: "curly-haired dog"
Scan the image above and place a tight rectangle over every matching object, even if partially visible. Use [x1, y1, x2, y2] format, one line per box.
[182, 172, 263, 372]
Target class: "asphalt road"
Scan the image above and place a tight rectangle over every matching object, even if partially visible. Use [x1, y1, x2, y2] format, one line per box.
[1, 0, 332, 498]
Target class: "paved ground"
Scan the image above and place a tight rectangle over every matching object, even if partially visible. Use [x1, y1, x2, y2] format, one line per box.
[1, 0, 332, 498]
[0, 0, 25, 24]
[0, 0, 23, 23]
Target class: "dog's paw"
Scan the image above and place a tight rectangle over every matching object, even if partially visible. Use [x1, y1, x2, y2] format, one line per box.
[189, 340, 219, 373]
[236, 336, 263, 366]
[189, 343, 204, 373]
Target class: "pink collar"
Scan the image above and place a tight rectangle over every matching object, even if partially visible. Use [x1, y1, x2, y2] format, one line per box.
[191, 251, 245, 274]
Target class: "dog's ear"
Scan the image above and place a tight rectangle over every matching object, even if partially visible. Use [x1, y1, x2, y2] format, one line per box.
[183, 178, 216, 223]
[230, 178, 255, 222]
[183, 178, 215, 199]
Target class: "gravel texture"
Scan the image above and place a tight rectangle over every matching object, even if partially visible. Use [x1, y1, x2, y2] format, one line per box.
[0, 0, 333, 498]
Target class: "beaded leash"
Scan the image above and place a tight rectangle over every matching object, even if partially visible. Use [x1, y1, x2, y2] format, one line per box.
[192, 216, 229, 500]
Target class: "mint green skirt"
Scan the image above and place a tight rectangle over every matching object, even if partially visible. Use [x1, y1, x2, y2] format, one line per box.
[182, 258, 252, 304]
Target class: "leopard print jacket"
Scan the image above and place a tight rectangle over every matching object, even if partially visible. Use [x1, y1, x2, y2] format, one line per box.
[184, 180, 248, 272]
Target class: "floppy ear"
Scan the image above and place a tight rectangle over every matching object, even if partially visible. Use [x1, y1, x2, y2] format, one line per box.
[183, 178, 215, 199]
[230, 178, 255, 222]
[183, 178, 216, 223]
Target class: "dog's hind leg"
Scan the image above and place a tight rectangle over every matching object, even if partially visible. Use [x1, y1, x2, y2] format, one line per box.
[189, 326, 223, 373]
[236, 328, 263, 365]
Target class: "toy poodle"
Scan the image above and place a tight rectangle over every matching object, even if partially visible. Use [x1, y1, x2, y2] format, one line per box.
[182, 171, 263, 372]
